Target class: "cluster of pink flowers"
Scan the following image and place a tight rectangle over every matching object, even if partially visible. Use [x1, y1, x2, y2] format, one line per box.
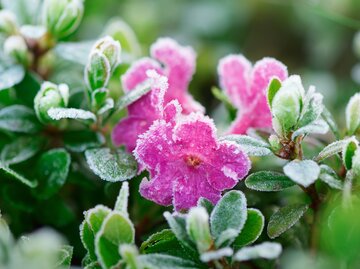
[112, 38, 288, 210]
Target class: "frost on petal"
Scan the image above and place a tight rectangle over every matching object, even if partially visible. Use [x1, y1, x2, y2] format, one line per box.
[139, 172, 173, 206]
[163, 100, 182, 123]
[112, 116, 151, 151]
[173, 173, 221, 211]
[150, 37, 203, 113]
[218, 54, 251, 108]
[205, 142, 251, 190]
[121, 58, 162, 92]
[172, 113, 217, 155]
[134, 120, 176, 170]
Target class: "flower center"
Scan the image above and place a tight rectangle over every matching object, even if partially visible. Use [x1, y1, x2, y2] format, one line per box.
[184, 155, 202, 167]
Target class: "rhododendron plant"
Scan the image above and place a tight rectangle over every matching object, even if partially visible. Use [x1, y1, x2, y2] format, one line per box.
[1, 1, 360, 269]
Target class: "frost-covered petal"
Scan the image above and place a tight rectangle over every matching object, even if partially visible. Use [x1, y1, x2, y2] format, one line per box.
[112, 116, 152, 152]
[172, 113, 217, 155]
[218, 54, 251, 108]
[121, 58, 162, 92]
[134, 120, 177, 170]
[173, 172, 221, 211]
[139, 171, 174, 206]
[163, 100, 182, 123]
[205, 142, 251, 190]
[150, 38, 202, 113]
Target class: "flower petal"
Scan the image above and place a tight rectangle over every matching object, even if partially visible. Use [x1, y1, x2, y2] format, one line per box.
[134, 120, 177, 170]
[112, 116, 152, 152]
[139, 172, 174, 206]
[218, 54, 251, 108]
[121, 58, 162, 92]
[172, 113, 217, 156]
[206, 141, 251, 190]
[173, 172, 221, 211]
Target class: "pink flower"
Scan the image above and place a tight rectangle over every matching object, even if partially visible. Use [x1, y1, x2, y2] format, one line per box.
[112, 38, 203, 152]
[218, 55, 288, 134]
[134, 101, 251, 211]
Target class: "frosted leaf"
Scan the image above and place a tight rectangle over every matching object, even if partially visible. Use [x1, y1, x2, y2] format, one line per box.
[245, 171, 295, 192]
[220, 135, 272, 156]
[114, 182, 129, 217]
[97, 98, 114, 115]
[20, 25, 46, 39]
[346, 93, 360, 135]
[315, 137, 356, 162]
[55, 41, 94, 65]
[116, 81, 152, 111]
[298, 85, 324, 128]
[0, 163, 37, 188]
[138, 254, 199, 269]
[267, 204, 308, 239]
[291, 118, 329, 140]
[283, 160, 320, 187]
[85, 148, 137, 182]
[319, 165, 343, 190]
[322, 107, 340, 139]
[200, 247, 233, 262]
[0, 64, 25, 91]
[48, 108, 96, 122]
[233, 242, 282, 261]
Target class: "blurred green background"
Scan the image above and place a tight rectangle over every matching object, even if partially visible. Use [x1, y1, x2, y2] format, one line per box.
[76, 0, 360, 129]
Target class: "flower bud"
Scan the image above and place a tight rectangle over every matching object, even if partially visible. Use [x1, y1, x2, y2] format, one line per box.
[346, 93, 360, 135]
[271, 75, 304, 137]
[186, 207, 213, 253]
[42, 0, 84, 39]
[4, 35, 30, 66]
[0, 10, 18, 35]
[34, 82, 69, 123]
[92, 36, 121, 70]
[84, 50, 111, 91]
[268, 134, 281, 152]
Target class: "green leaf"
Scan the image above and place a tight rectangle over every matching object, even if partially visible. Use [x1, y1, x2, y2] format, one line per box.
[63, 130, 105, 152]
[138, 254, 202, 269]
[56, 245, 73, 269]
[210, 190, 247, 247]
[346, 93, 360, 135]
[342, 140, 358, 170]
[291, 119, 329, 140]
[116, 82, 152, 111]
[283, 160, 320, 187]
[315, 138, 353, 162]
[322, 107, 340, 139]
[220, 135, 272, 156]
[35, 148, 71, 199]
[0, 105, 41, 134]
[0, 65, 25, 91]
[298, 86, 323, 128]
[95, 212, 135, 269]
[233, 242, 282, 261]
[267, 77, 282, 109]
[200, 247, 233, 263]
[114, 182, 129, 217]
[85, 148, 137, 182]
[163, 212, 196, 251]
[267, 204, 309, 239]
[81, 205, 112, 261]
[245, 171, 296, 192]
[233, 208, 264, 249]
[85, 51, 111, 90]
[119, 244, 141, 269]
[48, 108, 97, 122]
[140, 229, 188, 258]
[197, 198, 214, 215]
[0, 164, 37, 188]
[319, 165, 343, 190]
[1, 136, 44, 165]
[211, 86, 237, 117]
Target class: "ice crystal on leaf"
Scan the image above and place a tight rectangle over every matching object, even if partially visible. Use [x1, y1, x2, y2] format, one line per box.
[112, 38, 203, 152]
[218, 55, 288, 134]
[134, 101, 251, 211]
